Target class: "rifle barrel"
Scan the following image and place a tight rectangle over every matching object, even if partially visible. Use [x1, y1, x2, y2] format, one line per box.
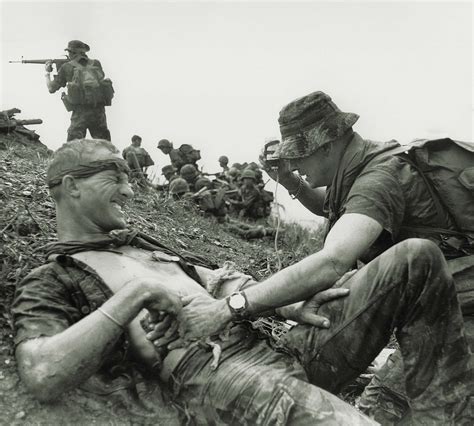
[16, 119, 43, 126]
[9, 58, 69, 65]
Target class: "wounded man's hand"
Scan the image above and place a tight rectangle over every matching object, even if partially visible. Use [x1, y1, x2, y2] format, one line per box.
[143, 312, 184, 351]
[178, 293, 232, 342]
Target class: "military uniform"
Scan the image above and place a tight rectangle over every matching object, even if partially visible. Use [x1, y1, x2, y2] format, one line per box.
[12, 231, 376, 425]
[318, 133, 474, 423]
[274, 90, 474, 423]
[12, 231, 472, 424]
[238, 184, 264, 218]
[48, 43, 111, 141]
[122, 145, 152, 171]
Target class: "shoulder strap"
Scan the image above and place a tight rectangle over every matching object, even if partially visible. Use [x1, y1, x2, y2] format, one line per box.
[374, 144, 460, 234]
[49, 255, 90, 313]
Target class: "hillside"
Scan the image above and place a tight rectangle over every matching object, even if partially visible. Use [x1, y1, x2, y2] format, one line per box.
[0, 132, 325, 424]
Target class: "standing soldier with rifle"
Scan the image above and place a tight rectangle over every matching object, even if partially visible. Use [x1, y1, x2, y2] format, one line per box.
[44, 40, 114, 141]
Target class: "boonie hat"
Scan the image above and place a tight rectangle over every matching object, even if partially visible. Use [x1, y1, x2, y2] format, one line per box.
[276, 91, 359, 160]
[65, 40, 90, 52]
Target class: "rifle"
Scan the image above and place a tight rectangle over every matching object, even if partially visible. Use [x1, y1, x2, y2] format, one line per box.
[0, 118, 43, 131]
[9, 57, 69, 71]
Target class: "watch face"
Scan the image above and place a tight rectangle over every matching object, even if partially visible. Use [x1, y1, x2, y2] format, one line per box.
[229, 293, 246, 310]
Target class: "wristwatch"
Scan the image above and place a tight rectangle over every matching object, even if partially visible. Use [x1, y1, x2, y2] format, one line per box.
[226, 291, 249, 319]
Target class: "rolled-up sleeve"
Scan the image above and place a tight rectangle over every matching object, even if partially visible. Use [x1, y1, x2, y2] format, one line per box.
[12, 265, 79, 346]
[49, 65, 70, 92]
[343, 163, 406, 238]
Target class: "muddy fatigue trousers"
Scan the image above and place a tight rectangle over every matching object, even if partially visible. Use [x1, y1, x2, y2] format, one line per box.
[280, 239, 473, 425]
[67, 106, 111, 141]
[356, 252, 474, 424]
[169, 326, 376, 425]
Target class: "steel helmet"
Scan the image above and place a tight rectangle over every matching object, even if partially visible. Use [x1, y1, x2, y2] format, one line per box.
[169, 178, 189, 194]
[241, 169, 256, 180]
[180, 164, 198, 178]
[157, 139, 172, 149]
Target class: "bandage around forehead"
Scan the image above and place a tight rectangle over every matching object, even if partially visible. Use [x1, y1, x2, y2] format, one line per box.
[47, 159, 131, 188]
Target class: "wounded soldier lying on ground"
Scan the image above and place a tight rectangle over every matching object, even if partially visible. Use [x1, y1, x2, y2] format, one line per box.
[12, 139, 472, 425]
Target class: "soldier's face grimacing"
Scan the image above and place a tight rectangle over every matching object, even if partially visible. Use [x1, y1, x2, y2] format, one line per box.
[73, 152, 134, 232]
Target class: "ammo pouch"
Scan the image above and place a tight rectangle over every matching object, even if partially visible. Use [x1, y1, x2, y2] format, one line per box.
[100, 78, 115, 106]
[449, 255, 474, 316]
[65, 77, 84, 107]
[143, 153, 155, 167]
[66, 60, 113, 107]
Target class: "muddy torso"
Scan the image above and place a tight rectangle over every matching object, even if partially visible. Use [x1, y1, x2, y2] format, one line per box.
[72, 246, 208, 379]
[72, 246, 208, 296]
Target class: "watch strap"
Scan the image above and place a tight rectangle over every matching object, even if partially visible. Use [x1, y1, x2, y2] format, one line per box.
[225, 291, 249, 319]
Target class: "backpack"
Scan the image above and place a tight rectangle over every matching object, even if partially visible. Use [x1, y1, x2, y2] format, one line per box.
[179, 144, 201, 164]
[390, 138, 474, 254]
[66, 59, 114, 108]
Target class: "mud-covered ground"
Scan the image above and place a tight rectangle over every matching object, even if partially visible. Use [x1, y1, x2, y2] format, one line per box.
[0, 133, 326, 424]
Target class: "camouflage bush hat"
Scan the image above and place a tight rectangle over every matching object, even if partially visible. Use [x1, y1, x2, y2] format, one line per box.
[65, 40, 90, 53]
[276, 91, 359, 160]
[157, 139, 172, 149]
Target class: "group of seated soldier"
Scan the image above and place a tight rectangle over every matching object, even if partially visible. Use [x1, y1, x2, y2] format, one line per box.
[122, 135, 276, 237]
[159, 152, 274, 223]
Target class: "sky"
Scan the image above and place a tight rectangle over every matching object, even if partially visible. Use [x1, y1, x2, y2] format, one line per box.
[1, 0, 472, 225]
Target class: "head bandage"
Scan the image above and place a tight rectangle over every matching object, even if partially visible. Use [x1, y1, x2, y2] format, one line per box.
[47, 159, 130, 188]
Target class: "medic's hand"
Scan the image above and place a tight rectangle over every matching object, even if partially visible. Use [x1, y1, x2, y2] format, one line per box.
[178, 293, 231, 342]
[276, 270, 357, 327]
[45, 61, 53, 73]
[276, 287, 350, 328]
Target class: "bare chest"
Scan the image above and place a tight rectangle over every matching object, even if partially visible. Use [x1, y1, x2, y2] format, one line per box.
[72, 247, 206, 296]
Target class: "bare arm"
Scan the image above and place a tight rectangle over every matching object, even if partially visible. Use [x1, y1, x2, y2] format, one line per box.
[180, 213, 383, 339]
[44, 61, 64, 93]
[262, 157, 326, 216]
[243, 213, 382, 310]
[193, 264, 255, 298]
[280, 172, 327, 216]
[45, 72, 56, 93]
[16, 281, 179, 402]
